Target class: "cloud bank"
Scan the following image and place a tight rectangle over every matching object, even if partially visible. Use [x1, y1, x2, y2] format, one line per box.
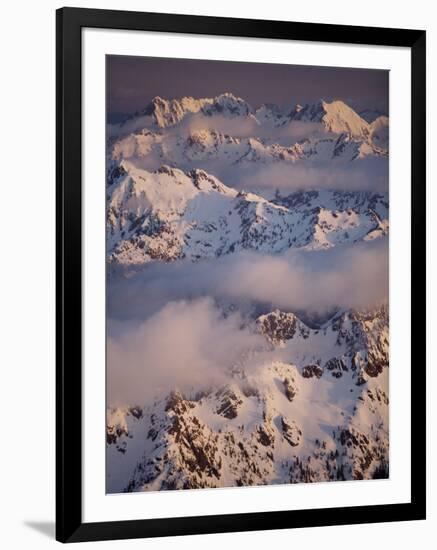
[107, 240, 388, 406]
[175, 112, 324, 143]
[111, 111, 388, 195]
[225, 157, 389, 194]
[108, 240, 388, 323]
[107, 298, 264, 406]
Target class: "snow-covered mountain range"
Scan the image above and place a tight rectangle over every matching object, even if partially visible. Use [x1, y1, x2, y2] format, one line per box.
[109, 95, 388, 169]
[112, 93, 385, 139]
[107, 304, 389, 491]
[106, 93, 389, 493]
[107, 162, 388, 266]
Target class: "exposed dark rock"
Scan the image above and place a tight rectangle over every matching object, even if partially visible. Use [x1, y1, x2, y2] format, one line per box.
[147, 428, 158, 441]
[216, 388, 243, 419]
[364, 354, 386, 377]
[281, 417, 302, 447]
[256, 425, 275, 447]
[372, 460, 389, 479]
[283, 377, 298, 402]
[129, 406, 143, 419]
[258, 311, 297, 342]
[325, 357, 348, 378]
[165, 390, 188, 414]
[302, 364, 324, 379]
[106, 423, 128, 445]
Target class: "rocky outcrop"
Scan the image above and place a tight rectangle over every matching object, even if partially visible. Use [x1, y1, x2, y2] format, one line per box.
[325, 357, 348, 379]
[281, 417, 302, 447]
[215, 387, 243, 419]
[283, 377, 298, 402]
[257, 311, 310, 344]
[302, 364, 324, 379]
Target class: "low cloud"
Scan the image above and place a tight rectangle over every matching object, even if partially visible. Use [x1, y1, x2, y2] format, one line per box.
[217, 157, 389, 195]
[108, 240, 388, 322]
[218, 242, 388, 312]
[107, 297, 264, 406]
[174, 112, 323, 143]
[121, 152, 388, 196]
[107, 242, 388, 406]
[110, 110, 388, 195]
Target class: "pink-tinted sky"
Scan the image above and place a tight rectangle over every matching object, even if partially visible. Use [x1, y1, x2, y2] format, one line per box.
[107, 55, 388, 122]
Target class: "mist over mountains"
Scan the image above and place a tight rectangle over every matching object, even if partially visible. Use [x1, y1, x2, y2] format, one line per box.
[106, 91, 389, 492]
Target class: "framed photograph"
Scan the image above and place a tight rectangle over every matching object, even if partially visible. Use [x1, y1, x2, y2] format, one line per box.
[56, 7, 426, 543]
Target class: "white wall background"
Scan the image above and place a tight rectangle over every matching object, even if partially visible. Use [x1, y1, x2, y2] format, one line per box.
[0, 1, 434, 548]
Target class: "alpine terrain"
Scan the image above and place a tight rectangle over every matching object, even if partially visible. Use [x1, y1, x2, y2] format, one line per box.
[106, 92, 389, 493]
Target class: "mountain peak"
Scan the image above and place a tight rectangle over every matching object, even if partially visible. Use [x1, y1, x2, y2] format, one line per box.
[215, 92, 242, 102]
[150, 95, 167, 105]
[257, 310, 310, 343]
[142, 95, 171, 114]
[292, 99, 370, 139]
[113, 94, 380, 143]
[203, 93, 252, 117]
[188, 168, 238, 196]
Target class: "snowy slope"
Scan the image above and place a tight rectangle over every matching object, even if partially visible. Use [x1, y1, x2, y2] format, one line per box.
[291, 100, 371, 139]
[107, 304, 389, 492]
[106, 164, 388, 265]
[110, 127, 386, 176]
[370, 115, 389, 150]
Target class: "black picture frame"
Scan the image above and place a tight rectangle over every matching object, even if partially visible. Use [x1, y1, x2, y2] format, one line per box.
[56, 6, 426, 543]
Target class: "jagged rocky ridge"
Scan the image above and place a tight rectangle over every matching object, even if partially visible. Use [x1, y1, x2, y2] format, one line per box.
[108, 95, 388, 187]
[106, 95, 388, 265]
[107, 163, 388, 265]
[113, 94, 383, 140]
[114, 93, 255, 134]
[107, 304, 389, 492]
[109, 126, 386, 169]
